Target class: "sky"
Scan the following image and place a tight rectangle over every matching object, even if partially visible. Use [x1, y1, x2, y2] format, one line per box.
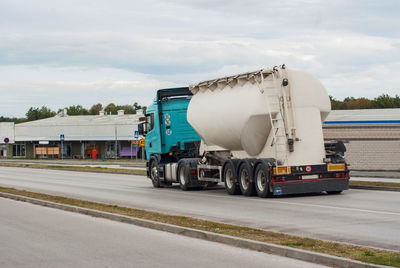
[0, 0, 399, 117]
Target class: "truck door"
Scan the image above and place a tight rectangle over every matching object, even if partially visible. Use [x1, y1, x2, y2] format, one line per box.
[143, 112, 161, 159]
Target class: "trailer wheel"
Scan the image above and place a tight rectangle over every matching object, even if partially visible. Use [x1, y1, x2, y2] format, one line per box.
[178, 163, 189, 191]
[150, 160, 161, 188]
[254, 163, 271, 198]
[223, 162, 240, 195]
[238, 161, 256, 196]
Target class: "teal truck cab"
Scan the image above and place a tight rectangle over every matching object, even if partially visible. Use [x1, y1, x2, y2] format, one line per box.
[139, 87, 203, 188]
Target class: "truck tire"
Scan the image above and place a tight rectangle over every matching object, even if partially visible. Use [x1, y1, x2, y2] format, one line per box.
[254, 163, 271, 198]
[238, 161, 256, 196]
[178, 162, 190, 191]
[150, 160, 161, 188]
[327, 190, 342, 194]
[223, 162, 240, 195]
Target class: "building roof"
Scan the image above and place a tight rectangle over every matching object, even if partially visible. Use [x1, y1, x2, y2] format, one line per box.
[15, 114, 143, 142]
[17, 114, 141, 127]
[325, 108, 400, 125]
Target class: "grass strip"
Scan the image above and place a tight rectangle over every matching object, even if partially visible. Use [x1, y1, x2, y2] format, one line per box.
[0, 162, 146, 175]
[350, 180, 400, 188]
[0, 186, 399, 267]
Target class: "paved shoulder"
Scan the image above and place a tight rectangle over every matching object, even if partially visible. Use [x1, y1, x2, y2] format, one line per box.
[0, 198, 326, 268]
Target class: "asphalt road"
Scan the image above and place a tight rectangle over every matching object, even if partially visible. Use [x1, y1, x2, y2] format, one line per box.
[0, 166, 399, 251]
[0, 197, 326, 268]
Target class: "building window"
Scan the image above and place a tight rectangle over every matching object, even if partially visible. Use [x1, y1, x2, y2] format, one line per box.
[106, 141, 120, 158]
[13, 142, 25, 157]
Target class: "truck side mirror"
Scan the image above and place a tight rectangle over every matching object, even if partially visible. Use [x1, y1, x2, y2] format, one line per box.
[138, 122, 147, 135]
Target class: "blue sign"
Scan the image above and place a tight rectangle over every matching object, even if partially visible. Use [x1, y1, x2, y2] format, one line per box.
[60, 134, 65, 141]
[134, 130, 139, 139]
[3, 137, 9, 144]
[274, 187, 282, 195]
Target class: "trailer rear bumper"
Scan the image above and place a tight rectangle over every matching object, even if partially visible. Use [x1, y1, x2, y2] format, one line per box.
[271, 178, 349, 195]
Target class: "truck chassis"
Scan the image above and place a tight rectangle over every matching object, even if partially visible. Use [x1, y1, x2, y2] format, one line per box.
[147, 156, 349, 197]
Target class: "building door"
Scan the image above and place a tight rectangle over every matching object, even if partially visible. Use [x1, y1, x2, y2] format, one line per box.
[12, 142, 25, 158]
[0, 145, 7, 158]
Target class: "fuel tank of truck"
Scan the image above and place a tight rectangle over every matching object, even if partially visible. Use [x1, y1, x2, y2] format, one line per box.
[187, 67, 331, 158]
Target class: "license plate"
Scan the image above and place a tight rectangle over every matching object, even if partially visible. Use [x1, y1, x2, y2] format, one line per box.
[302, 175, 318, 180]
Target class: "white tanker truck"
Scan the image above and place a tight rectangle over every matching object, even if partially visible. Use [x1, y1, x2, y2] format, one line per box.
[141, 65, 349, 197]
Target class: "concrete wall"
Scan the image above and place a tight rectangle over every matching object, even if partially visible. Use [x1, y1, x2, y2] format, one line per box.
[344, 140, 400, 171]
[0, 122, 15, 144]
[25, 142, 34, 158]
[323, 125, 400, 171]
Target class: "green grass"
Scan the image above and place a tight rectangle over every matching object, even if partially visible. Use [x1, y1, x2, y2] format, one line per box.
[0, 162, 146, 175]
[350, 180, 400, 188]
[0, 186, 399, 267]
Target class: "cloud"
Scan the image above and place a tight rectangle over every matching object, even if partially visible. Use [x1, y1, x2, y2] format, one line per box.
[0, 0, 399, 117]
[0, 65, 178, 117]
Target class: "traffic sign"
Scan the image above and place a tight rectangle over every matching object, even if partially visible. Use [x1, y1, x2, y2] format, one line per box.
[3, 137, 9, 144]
[60, 134, 65, 141]
[139, 138, 145, 147]
[134, 130, 139, 139]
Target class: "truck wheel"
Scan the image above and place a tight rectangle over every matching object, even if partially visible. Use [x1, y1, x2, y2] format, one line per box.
[223, 162, 240, 195]
[254, 163, 271, 198]
[150, 160, 161, 188]
[178, 163, 189, 191]
[238, 161, 256, 196]
[327, 190, 342, 194]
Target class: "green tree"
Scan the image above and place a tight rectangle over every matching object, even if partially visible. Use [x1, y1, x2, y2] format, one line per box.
[372, 94, 399, 108]
[133, 102, 146, 113]
[330, 95, 344, 110]
[330, 94, 400, 110]
[26, 107, 40, 121]
[26, 106, 56, 121]
[65, 105, 89, 115]
[104, 103, 117, 114]
[117, 105, 135, 114]
[89, 103, 103, 115]
[133, 102, 141, 111]
[0, 116, 27, 124]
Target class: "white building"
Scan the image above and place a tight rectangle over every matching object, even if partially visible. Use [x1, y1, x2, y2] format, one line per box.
[1, 110, 144, 159]
[323, 108, 400, 171]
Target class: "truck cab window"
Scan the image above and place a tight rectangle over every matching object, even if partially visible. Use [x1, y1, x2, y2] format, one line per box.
[146, 113, 154, 132]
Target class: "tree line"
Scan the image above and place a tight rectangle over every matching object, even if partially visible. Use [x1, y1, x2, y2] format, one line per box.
[1, 94, 399, 123]
[1, 102, 146, 123]
[330, 94, 400, 110]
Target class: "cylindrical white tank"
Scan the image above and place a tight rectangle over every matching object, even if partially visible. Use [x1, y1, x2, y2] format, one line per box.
[188, 67, 331, 165]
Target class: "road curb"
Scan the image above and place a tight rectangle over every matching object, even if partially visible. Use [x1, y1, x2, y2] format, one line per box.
[0, 192, 387, 268]
[350, 185, 400, 192]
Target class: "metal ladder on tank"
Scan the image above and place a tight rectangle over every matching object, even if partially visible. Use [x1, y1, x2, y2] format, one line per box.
[257, 70, 289, 167]
[274, 67, 297, 166]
